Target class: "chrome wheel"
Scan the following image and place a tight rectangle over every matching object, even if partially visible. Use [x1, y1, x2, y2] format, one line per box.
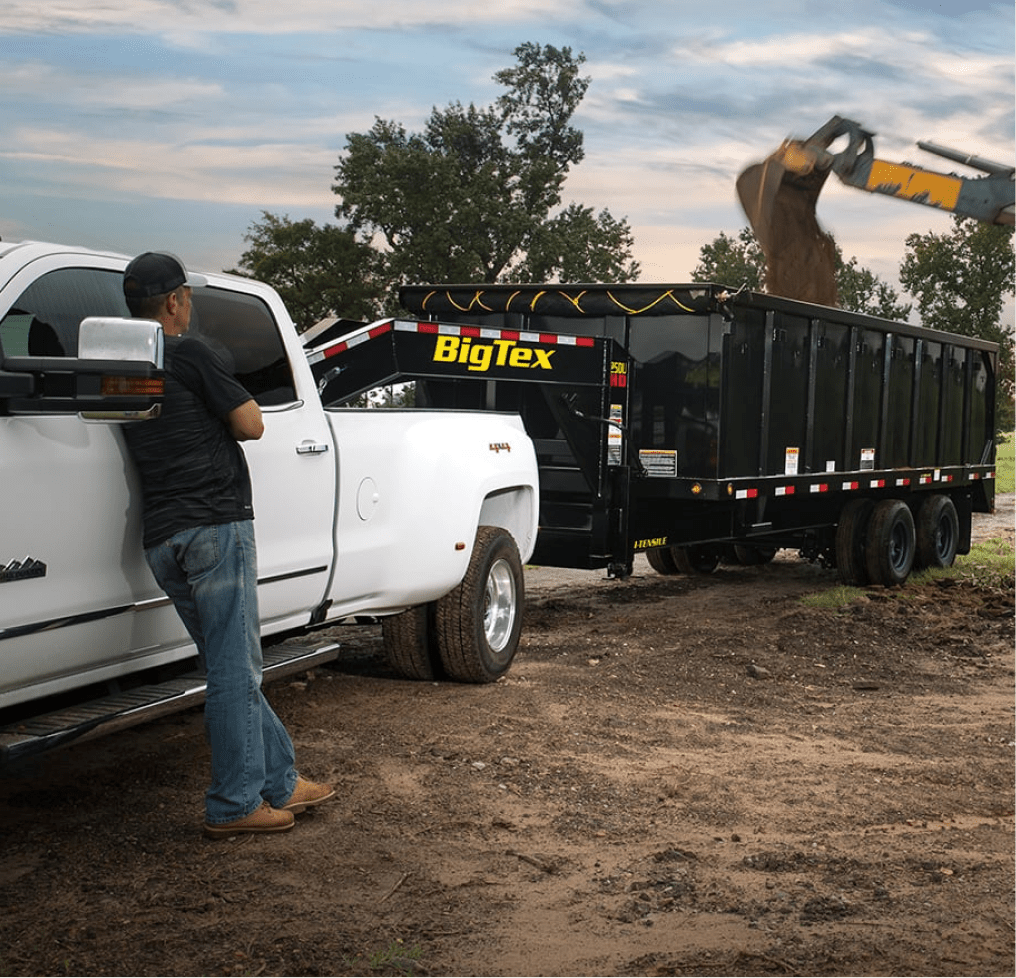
[484, 557, 517, 653]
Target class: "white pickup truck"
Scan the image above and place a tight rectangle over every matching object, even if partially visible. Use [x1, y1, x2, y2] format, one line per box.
[0, 240, 539, 764]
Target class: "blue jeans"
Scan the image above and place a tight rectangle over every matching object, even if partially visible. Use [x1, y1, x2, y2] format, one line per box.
[145, 521, 297, 824]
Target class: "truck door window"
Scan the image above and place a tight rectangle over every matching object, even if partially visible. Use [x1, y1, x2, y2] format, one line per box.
[189, 289, 296, 405]
[0, 268, 296, 405]
[0, 268, 128, 357]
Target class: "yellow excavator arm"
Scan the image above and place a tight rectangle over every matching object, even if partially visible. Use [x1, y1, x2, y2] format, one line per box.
[741, 115, 1014, 229]
[736, 115, 1014, 305]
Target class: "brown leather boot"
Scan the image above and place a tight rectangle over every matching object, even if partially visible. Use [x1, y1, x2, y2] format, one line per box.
[282, 775, 336, 813]
[203, 801, 294, 838]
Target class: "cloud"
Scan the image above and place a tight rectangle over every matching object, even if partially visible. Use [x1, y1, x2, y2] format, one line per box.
[1, 125, 339, 208]
[0, 0, 576, 36]
[3, 62, 223, 108]
[1, 0, 1010, 297]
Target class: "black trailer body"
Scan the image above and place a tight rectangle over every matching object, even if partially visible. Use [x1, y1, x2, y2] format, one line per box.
[310, 284, 997, 586]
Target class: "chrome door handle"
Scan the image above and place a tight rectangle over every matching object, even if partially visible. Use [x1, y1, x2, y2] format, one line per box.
[296, 442, 330, 455]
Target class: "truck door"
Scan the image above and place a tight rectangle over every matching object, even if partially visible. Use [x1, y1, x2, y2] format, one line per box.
[0, 257, 186, 708]
[0, 261, 335, 712]
[188, 285, 335, 634]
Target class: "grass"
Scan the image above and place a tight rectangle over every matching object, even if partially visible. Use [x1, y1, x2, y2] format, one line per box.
[995, 433, 1015, 493]
[800, 584, 867, 609]
[344, 941, 424, 976]
[916, 535, 1016, 592]
[801, 509, 1015, 610]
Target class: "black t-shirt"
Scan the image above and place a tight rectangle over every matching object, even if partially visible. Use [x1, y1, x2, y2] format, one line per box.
[123, 334, 256, 549]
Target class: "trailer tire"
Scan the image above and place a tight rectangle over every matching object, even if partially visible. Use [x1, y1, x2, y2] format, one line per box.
[646, 546, 681, 575]
[672, 544, 721, 575]
[835, 498, 874, 585]
[382, 604, 441, 681]
[865, 499, 916, 586]
[436, 526, 524, 683]
[914, 494, 959, 570]
[733, 544, 779, 565]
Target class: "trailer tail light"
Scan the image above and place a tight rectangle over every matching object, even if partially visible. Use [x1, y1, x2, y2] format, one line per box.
[100, 376, 164, 396]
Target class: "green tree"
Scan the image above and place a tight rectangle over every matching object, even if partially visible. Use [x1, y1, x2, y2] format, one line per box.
[515, 203, 640, 282]
[900, 217, 1015, 432]
[691, 227, 764, 288]
[230, 212, 380, 332]
[332, 43, 638, 298]
[692, 226, 910, 319]
[836, 252, 911, 322]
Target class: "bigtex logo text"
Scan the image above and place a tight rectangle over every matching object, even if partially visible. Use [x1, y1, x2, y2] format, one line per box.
[433, 335, 555, 372]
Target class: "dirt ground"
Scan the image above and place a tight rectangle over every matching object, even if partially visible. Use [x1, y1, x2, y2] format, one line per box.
[1, 499, 1013, 978]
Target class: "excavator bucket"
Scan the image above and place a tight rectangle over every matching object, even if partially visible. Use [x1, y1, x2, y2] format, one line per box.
[736, 139, 839, 306]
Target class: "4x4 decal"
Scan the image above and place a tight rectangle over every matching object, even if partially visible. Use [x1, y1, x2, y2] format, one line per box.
[0, 557, 47, 584]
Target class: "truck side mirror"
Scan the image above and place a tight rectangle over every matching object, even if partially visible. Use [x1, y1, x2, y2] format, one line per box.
[0, 317, 165, 420]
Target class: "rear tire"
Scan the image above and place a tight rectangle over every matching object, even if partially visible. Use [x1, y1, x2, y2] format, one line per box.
[835, 498, 874, 585]
[436, 526, 524, 683]
[646, 546, 681, 575]
[382, 604, 440, 681]
[672, 545, 721, 575]
[864, 499, 916, 586]
[914, 494, 959, 570]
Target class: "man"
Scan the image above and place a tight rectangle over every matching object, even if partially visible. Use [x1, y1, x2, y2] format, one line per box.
[121, 251, 334, 838]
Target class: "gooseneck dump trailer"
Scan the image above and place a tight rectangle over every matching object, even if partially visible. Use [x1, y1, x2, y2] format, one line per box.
[309, 284, 997, 587]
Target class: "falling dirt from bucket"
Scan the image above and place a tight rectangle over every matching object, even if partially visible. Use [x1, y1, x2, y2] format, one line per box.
[737, 157, 839, 306]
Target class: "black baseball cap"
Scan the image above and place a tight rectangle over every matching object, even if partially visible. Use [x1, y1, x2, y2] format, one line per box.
[123, 251, 208, 299]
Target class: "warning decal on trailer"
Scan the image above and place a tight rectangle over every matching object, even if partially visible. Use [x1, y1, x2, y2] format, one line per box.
[608, 405, 624, 466]
[638, 449, 677, 478]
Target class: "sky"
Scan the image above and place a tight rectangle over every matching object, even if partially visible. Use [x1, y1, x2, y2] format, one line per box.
[1, 0, 1012, 313]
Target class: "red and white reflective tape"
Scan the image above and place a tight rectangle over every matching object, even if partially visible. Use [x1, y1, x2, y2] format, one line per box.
[842, 481, 860, 491]
[308, 321, 393, 364]
[895, 478, 911, 487]
[775, 485, 796, 496]
[810, 483, 829, 493]
[735, 488, 759, 499]
[308, 318, 598, 366]
[869, 478, 886, 489]
[393, 320, 596, 347]
[919, 474, 933, 485]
